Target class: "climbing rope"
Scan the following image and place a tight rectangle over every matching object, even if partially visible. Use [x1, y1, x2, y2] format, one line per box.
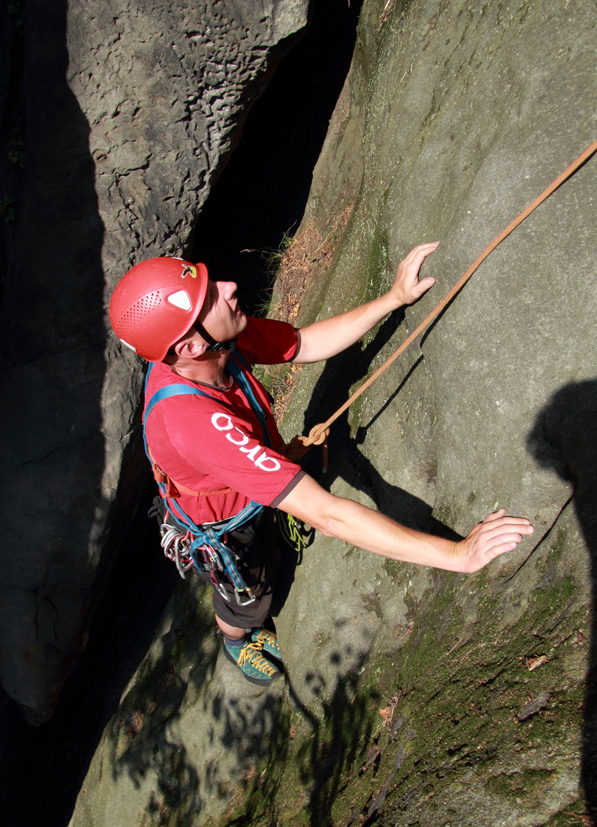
[290, 138, 597, 460]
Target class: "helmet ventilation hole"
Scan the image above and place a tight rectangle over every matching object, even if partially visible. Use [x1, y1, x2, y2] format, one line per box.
[118, 290, 162, 337]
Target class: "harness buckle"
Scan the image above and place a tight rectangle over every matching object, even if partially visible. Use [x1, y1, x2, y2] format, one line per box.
[152, 463, 180, 498]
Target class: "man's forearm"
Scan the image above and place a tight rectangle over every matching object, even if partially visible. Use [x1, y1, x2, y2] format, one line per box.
[293, 292, 399, 364]
[279, 475, 459, 569]
[317, 494, 460, 569]
[277, 474, 533, 574]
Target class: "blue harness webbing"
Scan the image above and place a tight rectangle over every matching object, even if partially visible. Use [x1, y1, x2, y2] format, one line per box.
[142, 351, 272, 602]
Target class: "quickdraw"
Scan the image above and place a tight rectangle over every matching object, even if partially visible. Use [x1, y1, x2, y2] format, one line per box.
[277, 511, 314, 559]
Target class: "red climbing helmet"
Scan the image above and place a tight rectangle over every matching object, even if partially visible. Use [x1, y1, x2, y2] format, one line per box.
[109, 257, 209, 361]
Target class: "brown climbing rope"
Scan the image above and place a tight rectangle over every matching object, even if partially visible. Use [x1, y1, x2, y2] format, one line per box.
[287, 139, 597, 464]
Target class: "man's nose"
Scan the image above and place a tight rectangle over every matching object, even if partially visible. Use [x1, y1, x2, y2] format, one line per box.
[218, 281, 238, 299]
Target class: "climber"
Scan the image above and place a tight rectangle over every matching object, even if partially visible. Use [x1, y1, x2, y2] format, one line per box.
[109, 242, 534, 686]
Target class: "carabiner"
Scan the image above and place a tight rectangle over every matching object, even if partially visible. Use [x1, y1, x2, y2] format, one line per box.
[234, 587, 256, 607]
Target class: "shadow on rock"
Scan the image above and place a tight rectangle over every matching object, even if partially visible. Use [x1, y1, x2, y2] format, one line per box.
[299, 315, 460, 540]
[295, 652, 378, 826]
[104, 575, 219, 823]
[527, 378, 597, 818]
[225, 643, 378, 827]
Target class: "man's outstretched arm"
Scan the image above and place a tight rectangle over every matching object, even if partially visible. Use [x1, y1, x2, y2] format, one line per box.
[277, 473, 534, 574]
[293, 242, 439, 364]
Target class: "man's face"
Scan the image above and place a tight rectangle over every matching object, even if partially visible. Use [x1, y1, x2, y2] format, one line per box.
[197, 280, 247, 345]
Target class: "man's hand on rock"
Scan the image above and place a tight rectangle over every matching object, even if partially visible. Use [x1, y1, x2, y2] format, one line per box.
[454, 508, 534, 572]
[388, 241, 439, 308]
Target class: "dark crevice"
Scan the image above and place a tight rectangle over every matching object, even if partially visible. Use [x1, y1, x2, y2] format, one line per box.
[5, 479, 179, 827]
[190, 0, 364, 314]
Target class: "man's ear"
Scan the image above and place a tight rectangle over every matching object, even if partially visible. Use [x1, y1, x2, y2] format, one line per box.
[172, 333, 207, 359]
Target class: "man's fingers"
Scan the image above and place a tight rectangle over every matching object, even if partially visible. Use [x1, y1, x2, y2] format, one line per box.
[460, 511, 534, 571]
[475, 517, 534, 554]
[408, 241, 440, 257]
[478, 510, 533, 534]
[392, 242, 440, 305]
[482, 507, 507, 523]
[483, 538, 521, 559]
[403, 241, 439, 268]
[482, 529, 523, 551]
[489, 515, 533, 533]
[414, 276, 436, 296]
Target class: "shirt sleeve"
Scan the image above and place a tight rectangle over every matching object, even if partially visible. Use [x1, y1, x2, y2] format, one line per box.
[238, 317, 298, 365]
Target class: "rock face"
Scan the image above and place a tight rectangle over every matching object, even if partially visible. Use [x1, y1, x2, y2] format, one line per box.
[0, 0, 309, 724]
[70, 0, 596, 824]
[266, 0, 596, 821]
[4, 0, 597, 824]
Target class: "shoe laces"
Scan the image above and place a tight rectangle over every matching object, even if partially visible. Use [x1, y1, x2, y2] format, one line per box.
[253, 629, 275, 646]
[238, 640, 277, 676]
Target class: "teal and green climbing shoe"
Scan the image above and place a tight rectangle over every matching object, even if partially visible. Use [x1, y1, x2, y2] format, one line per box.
[222, 635, 280, 686]
[250, 627, 283, 662]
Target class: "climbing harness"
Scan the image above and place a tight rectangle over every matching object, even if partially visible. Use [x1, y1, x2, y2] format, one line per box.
[292, 139, 597, 456]
[143, 351, 273, 603]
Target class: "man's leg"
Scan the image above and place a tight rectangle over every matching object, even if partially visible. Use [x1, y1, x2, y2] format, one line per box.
[211, 512, 285, 684]
[155, 506, 281, 683]
[215, 615, 245, 640]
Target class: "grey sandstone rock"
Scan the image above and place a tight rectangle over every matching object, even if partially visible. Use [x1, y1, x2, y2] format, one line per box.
[0, 0, 309, 724]
[271, 0, 597, 821]
[4, 0, 597, 823]
[71, 0, 596, 822]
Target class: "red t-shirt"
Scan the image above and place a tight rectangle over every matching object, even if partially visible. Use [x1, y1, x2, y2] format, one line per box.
[144, 316, 303, 525]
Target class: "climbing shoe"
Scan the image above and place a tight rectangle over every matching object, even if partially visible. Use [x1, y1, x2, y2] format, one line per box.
[250, 627, 283, 663]
[222, 635, 280, 686]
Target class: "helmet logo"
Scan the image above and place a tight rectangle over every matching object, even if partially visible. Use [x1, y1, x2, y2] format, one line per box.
[181, 264, 197, 279]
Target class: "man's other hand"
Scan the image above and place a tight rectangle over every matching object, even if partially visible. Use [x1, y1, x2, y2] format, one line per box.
[389, 241, 439, 307]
